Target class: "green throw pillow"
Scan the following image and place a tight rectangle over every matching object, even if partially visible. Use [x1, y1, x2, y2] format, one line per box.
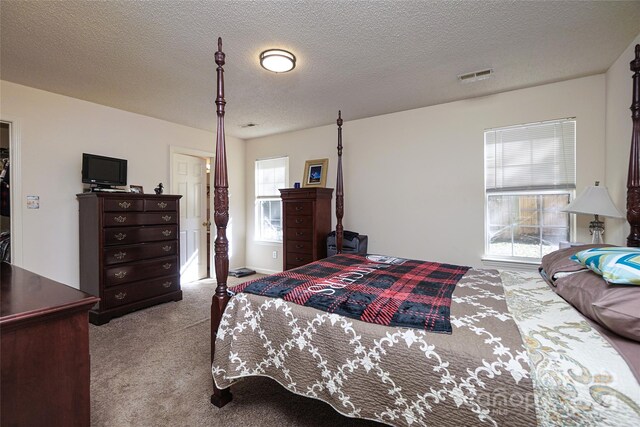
[600, 252, 640, 285]
[572, 247, 640, 284]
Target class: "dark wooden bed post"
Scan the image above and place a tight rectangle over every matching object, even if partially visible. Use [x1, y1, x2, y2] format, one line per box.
[336, 111, 344, 254]
[628, 44, 640, 247]
[210, 37, 232, 407]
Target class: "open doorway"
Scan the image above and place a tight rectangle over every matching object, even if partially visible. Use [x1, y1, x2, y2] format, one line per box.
[1, 122, 10, 262]
[170, 148, 214, 284]
[0, 118, 22, 266]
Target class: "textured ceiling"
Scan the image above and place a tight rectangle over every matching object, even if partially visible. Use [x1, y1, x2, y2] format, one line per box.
[1, 1, 639, 139]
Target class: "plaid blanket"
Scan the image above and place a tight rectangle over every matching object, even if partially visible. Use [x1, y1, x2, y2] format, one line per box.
[233, 254, 470, 333]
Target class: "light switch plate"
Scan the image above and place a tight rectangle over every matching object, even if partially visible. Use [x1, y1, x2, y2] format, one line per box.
[26, 195, 39, 209]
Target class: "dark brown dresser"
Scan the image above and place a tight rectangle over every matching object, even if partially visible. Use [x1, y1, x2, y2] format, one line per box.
[279, 188, 333, 270]
[77, 192, 182, 325]
[1, 263, 99, 427]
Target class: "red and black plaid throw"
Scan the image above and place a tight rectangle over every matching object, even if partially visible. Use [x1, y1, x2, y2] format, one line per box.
[233, 254, 470, 334]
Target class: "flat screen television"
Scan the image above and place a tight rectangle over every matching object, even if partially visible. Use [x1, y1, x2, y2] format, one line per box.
[82, 153, 127, 188]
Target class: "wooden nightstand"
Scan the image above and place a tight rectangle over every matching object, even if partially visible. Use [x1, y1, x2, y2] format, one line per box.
[559, 241, 588, 249]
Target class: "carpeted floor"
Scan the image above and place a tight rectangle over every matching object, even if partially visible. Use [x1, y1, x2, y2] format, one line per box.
[89, 276, 383, 426]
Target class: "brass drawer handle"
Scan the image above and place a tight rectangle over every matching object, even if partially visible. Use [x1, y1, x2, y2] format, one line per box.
[114, 271, 127, 279]
[162, 263, 172, 270]
[162, 230, 172, 236]
[295, 257, 304, 262]
[296, 231, 304, 236]
[295, 244, 304, 249]
[295, 206, 303, 211]
[114, 215, 127, 223]
[295, 218, 303, 224]
[119, 201, 131, 209]
[114, 233, 127, 241]
[157, 202, 168, 208]
[162, 245, 172, 252]
[115, 292, 127, 300]
[162, 281, 172, 288]
[162, 215, 172, 222]
[114, 251, 127, 260]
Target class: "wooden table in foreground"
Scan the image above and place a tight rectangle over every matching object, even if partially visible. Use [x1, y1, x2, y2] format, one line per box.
[1, 262, 99, 427]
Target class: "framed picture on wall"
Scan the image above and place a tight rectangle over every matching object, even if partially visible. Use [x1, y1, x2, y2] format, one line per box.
[302, 158, 329, 188]
[130, 185, 144, 194]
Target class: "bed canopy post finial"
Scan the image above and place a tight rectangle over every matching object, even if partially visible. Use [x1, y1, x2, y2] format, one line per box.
[336, 110, 344, 254]
[627, 44, 640, 247]
[210, 37, 232, 407]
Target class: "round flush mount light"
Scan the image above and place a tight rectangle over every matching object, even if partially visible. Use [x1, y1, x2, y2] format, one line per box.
[260, 49, 296, 73]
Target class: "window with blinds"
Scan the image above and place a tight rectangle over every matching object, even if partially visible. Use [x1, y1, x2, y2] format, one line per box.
[255, 157, 288, 242]
[484, 119, 576, 261]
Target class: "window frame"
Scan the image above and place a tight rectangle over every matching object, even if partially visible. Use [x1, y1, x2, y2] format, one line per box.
[254, 156, 288, 243]
[483, 118, 576, 263]
[484, 189, 573, 263]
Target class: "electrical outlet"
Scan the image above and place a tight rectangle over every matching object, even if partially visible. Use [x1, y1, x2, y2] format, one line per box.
[272, 250, 278, 259]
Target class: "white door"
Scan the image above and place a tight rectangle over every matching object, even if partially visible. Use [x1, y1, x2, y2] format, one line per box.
[172, 153, 207, 283]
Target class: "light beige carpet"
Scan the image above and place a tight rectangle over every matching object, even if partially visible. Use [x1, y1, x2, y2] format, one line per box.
[89, 276, 383, 426]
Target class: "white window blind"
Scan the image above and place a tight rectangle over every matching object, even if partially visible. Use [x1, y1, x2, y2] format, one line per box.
[485, 119, 576, 193]
[256, 157, 287, 197]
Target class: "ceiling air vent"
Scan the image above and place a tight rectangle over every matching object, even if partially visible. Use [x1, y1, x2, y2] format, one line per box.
[458, 68, 494, 83]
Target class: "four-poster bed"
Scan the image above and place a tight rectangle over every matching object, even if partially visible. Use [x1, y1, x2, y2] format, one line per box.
[209, 39, 640, 426]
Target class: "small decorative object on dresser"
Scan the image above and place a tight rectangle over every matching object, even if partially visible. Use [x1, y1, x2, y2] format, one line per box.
[154, 182, 164, 194]
[302, 158, 328, 188]
[279, 187, 333, 270]
[129, 184, 143, 194]
[77, 192, 183, 325]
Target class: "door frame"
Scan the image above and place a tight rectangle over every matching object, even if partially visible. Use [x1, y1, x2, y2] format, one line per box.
[1, 117, 23, 266]
[169, 145, 214, 278]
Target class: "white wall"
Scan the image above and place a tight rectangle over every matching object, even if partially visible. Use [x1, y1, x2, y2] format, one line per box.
[246, 75, 606, 270]
[245, 126, 340, 273]
[605, 33, 640, 245]
[0, 80, 245, 287]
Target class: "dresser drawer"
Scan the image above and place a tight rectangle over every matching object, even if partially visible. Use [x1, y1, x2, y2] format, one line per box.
[104, 225, 177, 246]
[287, 240, 313, 254]
[285, 202, 312, 216]
[103, 212, 178, 227]
[286, 252, 314, 267]
[144, 199, 178, 212]
[103, 198, 144, 212]
[104, 241, 178, 265]
[105, 256, 178, 286]
[286, 227, 313, 241]
[103, 275, 180, 308]
[286, 215, 313, 228]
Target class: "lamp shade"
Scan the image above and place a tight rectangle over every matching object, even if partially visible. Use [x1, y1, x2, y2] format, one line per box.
[563, 182, 623, 218]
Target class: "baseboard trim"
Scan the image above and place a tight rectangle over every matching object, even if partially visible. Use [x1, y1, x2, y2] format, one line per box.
[246, 266, 281, 275]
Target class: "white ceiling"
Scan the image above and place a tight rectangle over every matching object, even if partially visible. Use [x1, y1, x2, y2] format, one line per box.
[1, 1, 639, 139]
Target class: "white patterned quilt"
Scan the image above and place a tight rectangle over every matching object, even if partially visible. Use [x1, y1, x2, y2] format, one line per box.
[212, 269, 640, 426]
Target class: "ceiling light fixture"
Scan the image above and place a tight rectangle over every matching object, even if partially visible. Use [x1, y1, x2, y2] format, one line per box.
[260, 49, 296, 73]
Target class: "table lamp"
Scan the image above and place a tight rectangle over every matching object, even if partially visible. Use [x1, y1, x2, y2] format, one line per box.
[563, 181, 624, 244]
